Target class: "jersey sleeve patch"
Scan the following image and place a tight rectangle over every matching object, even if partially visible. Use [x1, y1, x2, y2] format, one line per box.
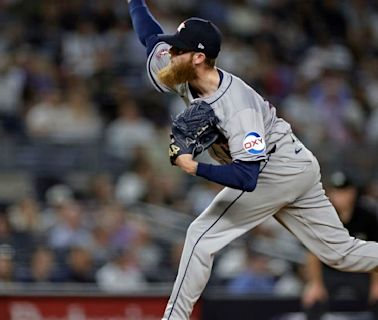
[243, 132, 266, 154]
[147, 42, 172, 93]
[155, 47, 170, 59]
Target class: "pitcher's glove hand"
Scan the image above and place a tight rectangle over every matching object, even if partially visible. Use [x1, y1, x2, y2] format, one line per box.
[169, 100, 220, 165]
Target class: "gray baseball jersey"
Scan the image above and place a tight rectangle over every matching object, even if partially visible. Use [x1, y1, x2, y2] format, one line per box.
[148, 42, 290, 165]
[147, 42, 378, 320]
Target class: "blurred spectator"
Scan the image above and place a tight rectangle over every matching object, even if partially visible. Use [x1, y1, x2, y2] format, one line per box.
[358, 54, 378, 115]
[214, 241, 252, 283]
[164, 240, 185, 282]
[0, 52, 25, 135]
[45, 184, 74, 207]
[96, 204, 139, 252]
[64, 246, 95, 283]
[309, 67, 365, 145]
[274, 263, 305, 297]
[100, 19, 146, 89]
[91, 201, 164, 279]
[89, 225, 112, 269]
[105, 98, 156, 162]
[298, 34, 353, 82]
[42, 184, 75, 230]
[144, 173, 187, 211]
[344, 0, 378, 58]
[22, 52, 59, 103]
[226, 248, 276, 295]
[302, 171, 378, 320]
[87, 173, 115, 207]
[366, 108, 378, 143]
[0, 212, 34, 266]
[141, 125, 185, 184]
[47, 200, 93, 250]
[115, 151, 153, 206]
[49, 82, 103, 143]
[0, 244, 15, 284]
[17, 246, 62, 283]
[131, 221, 164, 282]
[96, 247, 147, 292]
[7, 196, 42, 234]
[88, 49, 118, 121]
[26, 83, 102, 143]
[115, 169, 149, 206]
[0, 213, 13, 247]
[61, 19, 102, 77]
[25, 87, 65, 139]
[361, 179, 378, 212]
[0, 21, 25, 54]
[281, 78, 324, 148]
[226, 1, 262, 37]
[186, 180, 223, 216]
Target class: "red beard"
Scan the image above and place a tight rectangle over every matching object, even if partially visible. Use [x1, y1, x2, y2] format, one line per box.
[158, 56, 197, 88]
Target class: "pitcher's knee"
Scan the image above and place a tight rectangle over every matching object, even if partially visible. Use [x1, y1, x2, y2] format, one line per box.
[317, 237, 378, 272]
[186, 220, 203, 240]
[186, 222, 218, 257]
[321, 253, 366, 272]
[323, 256, 350, 271]
[186, 222, 206, 248]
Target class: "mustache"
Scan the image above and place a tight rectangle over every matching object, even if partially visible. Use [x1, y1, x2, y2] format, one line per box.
[157, 60, 197, 88]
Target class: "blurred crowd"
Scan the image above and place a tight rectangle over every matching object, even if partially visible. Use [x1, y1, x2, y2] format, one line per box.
[0, 0, 377, 299]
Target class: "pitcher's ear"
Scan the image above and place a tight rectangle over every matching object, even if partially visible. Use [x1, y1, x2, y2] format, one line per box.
[192, 52, 206, 65]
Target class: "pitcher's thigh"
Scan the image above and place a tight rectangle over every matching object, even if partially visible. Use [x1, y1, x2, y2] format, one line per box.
[186, 186, 284, 254]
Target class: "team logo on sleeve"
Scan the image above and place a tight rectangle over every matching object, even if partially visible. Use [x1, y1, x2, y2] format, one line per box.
[156, 48, 169, 59]
[243, 132, 266, 154]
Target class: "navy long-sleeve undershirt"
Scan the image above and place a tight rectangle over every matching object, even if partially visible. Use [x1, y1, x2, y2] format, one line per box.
[129, 0, 163, 55]
[196, 160, 261, 192]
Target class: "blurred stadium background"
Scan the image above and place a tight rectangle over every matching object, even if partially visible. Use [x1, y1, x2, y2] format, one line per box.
[0, 0, 377, 319]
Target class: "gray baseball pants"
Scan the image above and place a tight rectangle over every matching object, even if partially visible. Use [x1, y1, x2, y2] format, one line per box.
[162, 132, 378, 320]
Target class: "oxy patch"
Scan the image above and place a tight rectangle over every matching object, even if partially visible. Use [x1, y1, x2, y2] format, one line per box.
[243, 132, 265, 154]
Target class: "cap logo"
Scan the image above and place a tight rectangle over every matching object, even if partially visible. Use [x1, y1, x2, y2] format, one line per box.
[177, 22, 186, 32]
[198, 43, 205, 49]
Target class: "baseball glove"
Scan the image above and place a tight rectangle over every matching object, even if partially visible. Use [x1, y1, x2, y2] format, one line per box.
[169, 100, 220, 165]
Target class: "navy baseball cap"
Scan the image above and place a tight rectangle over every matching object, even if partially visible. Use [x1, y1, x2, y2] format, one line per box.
[159, 17, 222, 59]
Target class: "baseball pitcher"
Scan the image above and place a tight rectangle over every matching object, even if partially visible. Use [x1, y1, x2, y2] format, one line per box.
[126, 1, 378, 319]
